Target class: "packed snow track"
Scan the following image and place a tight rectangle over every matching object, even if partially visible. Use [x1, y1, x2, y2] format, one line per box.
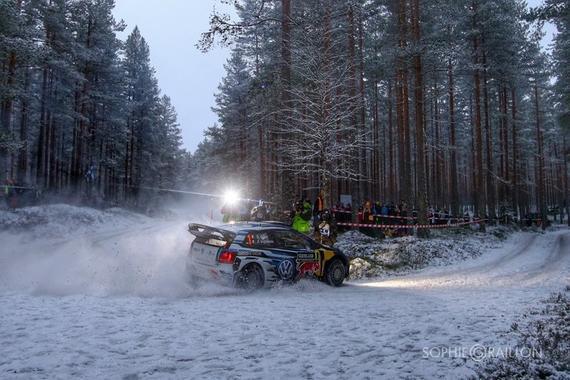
[0, 208, 568, 379]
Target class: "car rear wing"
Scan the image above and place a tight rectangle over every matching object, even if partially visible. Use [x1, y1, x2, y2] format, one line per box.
[188, 223, 236, 246]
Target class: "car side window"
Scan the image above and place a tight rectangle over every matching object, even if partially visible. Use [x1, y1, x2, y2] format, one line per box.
[298, 234, 319, 250]
[271, 230, 312, 250]
[246, 232, 275, 248]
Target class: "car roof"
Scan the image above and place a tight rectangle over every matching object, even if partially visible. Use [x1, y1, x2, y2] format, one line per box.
[217, 221, 293, 233]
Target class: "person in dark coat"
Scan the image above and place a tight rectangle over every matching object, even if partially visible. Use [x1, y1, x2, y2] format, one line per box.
[313, 190, 324, 226]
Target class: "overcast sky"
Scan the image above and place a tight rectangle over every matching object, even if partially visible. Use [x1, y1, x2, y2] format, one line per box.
[113, 0, 556, 153]
[113, 0, 231, 152]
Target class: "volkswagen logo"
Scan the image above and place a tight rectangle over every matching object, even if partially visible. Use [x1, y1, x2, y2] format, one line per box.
[278, 260, 295, 280]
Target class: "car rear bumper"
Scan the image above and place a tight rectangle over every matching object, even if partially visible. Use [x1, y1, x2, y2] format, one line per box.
[186, 260, 235, 287]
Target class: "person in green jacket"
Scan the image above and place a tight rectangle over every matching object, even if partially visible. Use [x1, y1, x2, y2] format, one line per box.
[292, 200, 312, 234]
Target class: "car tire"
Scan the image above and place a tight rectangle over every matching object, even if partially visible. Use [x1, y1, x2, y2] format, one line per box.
[235, 264, 264, 291]
[325, 259, 346, 287]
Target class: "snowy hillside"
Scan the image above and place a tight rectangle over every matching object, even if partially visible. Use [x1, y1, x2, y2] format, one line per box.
[0, 204, 153, 239]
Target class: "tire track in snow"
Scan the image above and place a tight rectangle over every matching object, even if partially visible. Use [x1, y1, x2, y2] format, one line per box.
[357, 231, 568, 289]
[511, 231, 570, 285]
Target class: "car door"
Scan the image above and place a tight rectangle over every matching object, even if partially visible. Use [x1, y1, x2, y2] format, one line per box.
[291, 232, 324, 277]
[270, 230, 317, 280]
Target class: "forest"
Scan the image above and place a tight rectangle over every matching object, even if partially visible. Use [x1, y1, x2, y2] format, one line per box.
[0, 0, 186, 207]
[1, 0, 569, 224]
[195, 0, 569, 225]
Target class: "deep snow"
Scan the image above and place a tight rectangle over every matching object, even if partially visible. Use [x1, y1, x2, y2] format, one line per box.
[0, 205, 569, 379]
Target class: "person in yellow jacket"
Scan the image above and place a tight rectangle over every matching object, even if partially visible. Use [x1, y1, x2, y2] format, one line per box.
[292, 200, 312, 234]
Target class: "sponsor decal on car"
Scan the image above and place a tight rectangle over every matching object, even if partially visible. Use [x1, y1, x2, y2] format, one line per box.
[297, 252, 316, 261]
[238, 250, 264, 257]
[297, 261, 320, 277]
[278, 259, 295, 280]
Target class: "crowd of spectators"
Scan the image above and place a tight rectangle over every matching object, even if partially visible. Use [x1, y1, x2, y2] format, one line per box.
[332, 200, 461, 226]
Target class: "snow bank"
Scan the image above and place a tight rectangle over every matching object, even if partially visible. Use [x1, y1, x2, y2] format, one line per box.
[476, 287, 570, 379]
[0, 204, 152, 239]
[336, 226, 512, 280]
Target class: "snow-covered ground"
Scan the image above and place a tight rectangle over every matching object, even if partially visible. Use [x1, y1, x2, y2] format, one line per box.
[336, 227, 511, 279]
[0, 205, 569, 379]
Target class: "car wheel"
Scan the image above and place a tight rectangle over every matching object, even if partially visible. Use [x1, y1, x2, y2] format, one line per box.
[325, 259, 346, 287]
[235, 264, 264, 291]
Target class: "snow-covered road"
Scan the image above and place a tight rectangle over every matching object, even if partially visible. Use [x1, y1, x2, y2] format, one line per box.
[1, 211, 568, 379]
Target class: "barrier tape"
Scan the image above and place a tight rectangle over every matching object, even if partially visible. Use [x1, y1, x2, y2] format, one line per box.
[336, 219, 486, 230]
[333, 209, 467, 222]
[334, 209, 545, 225]
[332, 210, 414, 220]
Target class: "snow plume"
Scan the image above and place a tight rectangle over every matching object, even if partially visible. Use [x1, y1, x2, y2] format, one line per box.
[159, 195, 223, 224]
[0, 204, 232, 298]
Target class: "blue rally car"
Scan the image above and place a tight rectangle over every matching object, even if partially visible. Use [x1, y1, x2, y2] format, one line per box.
[186, 222, 350, 290]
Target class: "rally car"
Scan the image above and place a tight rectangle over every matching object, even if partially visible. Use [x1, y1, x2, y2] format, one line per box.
[186, 222, 349, 290]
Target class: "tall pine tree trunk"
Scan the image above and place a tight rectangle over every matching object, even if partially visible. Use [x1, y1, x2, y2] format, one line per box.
[16, 68, 30, 184]
[396, 0, 411, 204]
[433, 74, 443, 209]
[448, 59, 459, 217]
[412, 0, 429, 236]
[347, 5, 361, 202]
[372, 79, 380, 200]
[279, 0, 293, 206]
[534, 82, 546, 230]
[36, 65, 50, 187]
[358, 10, 368, 199]
[511, 87, 519, 217]
[471, 2, 485, 230]
[562, 133, 570, 227]
[498, 84, 507, 205]
[482, 47, 496, 220]
[1, 52, 17, 182]
[388, 81, 395, 202]
[470, 94, 477, 216]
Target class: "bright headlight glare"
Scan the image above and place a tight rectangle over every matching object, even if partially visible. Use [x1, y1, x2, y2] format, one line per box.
[223, 189, 240, 205]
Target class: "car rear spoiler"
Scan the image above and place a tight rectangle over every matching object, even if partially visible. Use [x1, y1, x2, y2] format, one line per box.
[188, 223, 236, 243]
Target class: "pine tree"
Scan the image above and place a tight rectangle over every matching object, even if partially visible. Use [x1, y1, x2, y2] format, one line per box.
[156, 95, 183, 189]
[123, 26, 161, 200]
